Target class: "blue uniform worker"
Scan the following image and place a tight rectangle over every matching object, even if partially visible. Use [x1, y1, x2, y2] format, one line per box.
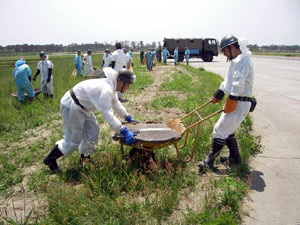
[13, 59, 35, 102]
[174, 47, 179, 65]
[162, 48, 170, 65]
[75, 50, 83, 76]
[145, 50, 153, 71]
[128, 50, 134, 67]
[129, 50, 133, 58]
[184, 47, 191, 65]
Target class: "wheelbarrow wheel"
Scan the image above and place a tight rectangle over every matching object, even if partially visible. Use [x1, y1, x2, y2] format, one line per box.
[129, 148, 155, 169]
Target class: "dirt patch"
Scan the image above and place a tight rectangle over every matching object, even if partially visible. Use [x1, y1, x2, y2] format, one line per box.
[164, 171, 216, 223]
[0, 193, 48, 223]
[125, 65, 188, 122]
[1, 115, 62, 153]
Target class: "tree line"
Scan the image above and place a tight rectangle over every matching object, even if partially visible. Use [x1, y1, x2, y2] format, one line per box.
[0, 41, 299, 56]
[0, 41, 163, 56]
[248, 44, 300, 53]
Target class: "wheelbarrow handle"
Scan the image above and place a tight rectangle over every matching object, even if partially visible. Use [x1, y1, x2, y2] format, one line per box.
[180, 100, 213, 120]
[182, 109, 223, 133]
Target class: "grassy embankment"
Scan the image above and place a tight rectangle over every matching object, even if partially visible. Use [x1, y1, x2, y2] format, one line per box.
[0, 55, 260, 224]
[252, 52, 300, 57]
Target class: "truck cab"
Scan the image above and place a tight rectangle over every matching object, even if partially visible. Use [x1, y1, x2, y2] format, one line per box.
[202, 39, 218, 62]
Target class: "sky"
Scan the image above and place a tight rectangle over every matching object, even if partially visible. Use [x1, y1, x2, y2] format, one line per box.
[0, 0, 299, 46]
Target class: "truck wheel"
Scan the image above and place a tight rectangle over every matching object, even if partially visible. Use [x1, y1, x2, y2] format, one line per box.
[202, 53, 213, 62]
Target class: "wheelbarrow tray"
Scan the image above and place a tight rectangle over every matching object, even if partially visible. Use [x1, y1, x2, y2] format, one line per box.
[11, 88, 42, 99]
[112, 121, 182, 148]
[87, 69, 106, 78]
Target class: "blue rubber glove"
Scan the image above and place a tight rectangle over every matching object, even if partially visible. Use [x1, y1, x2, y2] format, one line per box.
[120, 127, 137, 145]
[125, 115, 139, 123]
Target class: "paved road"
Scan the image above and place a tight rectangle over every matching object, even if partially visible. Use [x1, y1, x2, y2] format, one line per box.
[189, 55, 300, 225]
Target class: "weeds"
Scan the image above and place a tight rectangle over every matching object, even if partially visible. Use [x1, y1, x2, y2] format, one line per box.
[0, 55, 261, 224]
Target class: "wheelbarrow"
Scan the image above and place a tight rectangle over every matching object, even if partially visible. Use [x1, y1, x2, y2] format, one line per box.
[87, 69, 106, 78]
[112, 100, 222, 163]
[11, 88, 42, 101]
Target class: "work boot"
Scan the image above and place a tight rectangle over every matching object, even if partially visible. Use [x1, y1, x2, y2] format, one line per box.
[198, 138, 225, 171]
[119, 98, 128, 103]
[43, 145, 63, 172]
[220, 134, 241, 164]
[80, 154, 90, 165]
[80, 154, 96, 167]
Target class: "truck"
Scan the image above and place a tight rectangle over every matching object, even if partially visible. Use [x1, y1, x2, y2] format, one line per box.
[163, 38, 218, 62]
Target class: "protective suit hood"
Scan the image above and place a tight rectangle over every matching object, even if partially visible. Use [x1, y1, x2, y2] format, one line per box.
[15, 59, 26, 67]
[238, 37, 251, 56]
[231, 37, 251, 63]
[103, 67, 118, 90]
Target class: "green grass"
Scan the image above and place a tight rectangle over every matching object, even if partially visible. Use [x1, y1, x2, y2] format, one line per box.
[0, 55, 261, 224]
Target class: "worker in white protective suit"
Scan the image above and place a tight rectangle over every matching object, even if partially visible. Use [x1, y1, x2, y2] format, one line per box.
[33, 51, 54, 98]
[111, 43, 127, 102]
[101, 49, 112, 68]
[43, 68, 139, 172]
[123, 48, 133, 69]
[198, 35, 255, 171]
[83, 49, 94, 75]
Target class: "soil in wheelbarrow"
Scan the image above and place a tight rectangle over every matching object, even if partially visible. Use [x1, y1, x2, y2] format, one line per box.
[112, 121, 182, 144]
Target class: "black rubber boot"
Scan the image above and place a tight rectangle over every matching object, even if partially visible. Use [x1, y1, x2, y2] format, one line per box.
[198, 138, 225, 171]
[80, 154, 90, 164]
[220, 134, 241, 164]
[50, 94, 53, 98]
[43, 145, 63, 172]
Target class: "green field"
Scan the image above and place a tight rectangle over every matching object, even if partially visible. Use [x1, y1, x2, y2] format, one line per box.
[0, 54, 261, 224]
[252, 52, 300, 57]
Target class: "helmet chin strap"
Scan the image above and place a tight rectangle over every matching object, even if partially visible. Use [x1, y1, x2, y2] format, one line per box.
[120, 82, 126, 93]
[228, 46, 234, 61]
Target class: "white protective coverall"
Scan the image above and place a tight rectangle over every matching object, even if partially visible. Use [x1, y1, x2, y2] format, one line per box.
[111, 49, 127, 100]
[212, 38, 254, 139]
[111, 49, 126, 72]
[102, 53, 112, 68]
[83, 54, 94, 75]
[125, 53, 133, 69]
[56, 67, 129, 157]
[37, 56, 54, 94]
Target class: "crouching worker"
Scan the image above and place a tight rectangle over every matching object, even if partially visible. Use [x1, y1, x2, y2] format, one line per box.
[198, 35, 254, 171]
[13, 59, 35, 102]
[43, 68, 139, 172]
